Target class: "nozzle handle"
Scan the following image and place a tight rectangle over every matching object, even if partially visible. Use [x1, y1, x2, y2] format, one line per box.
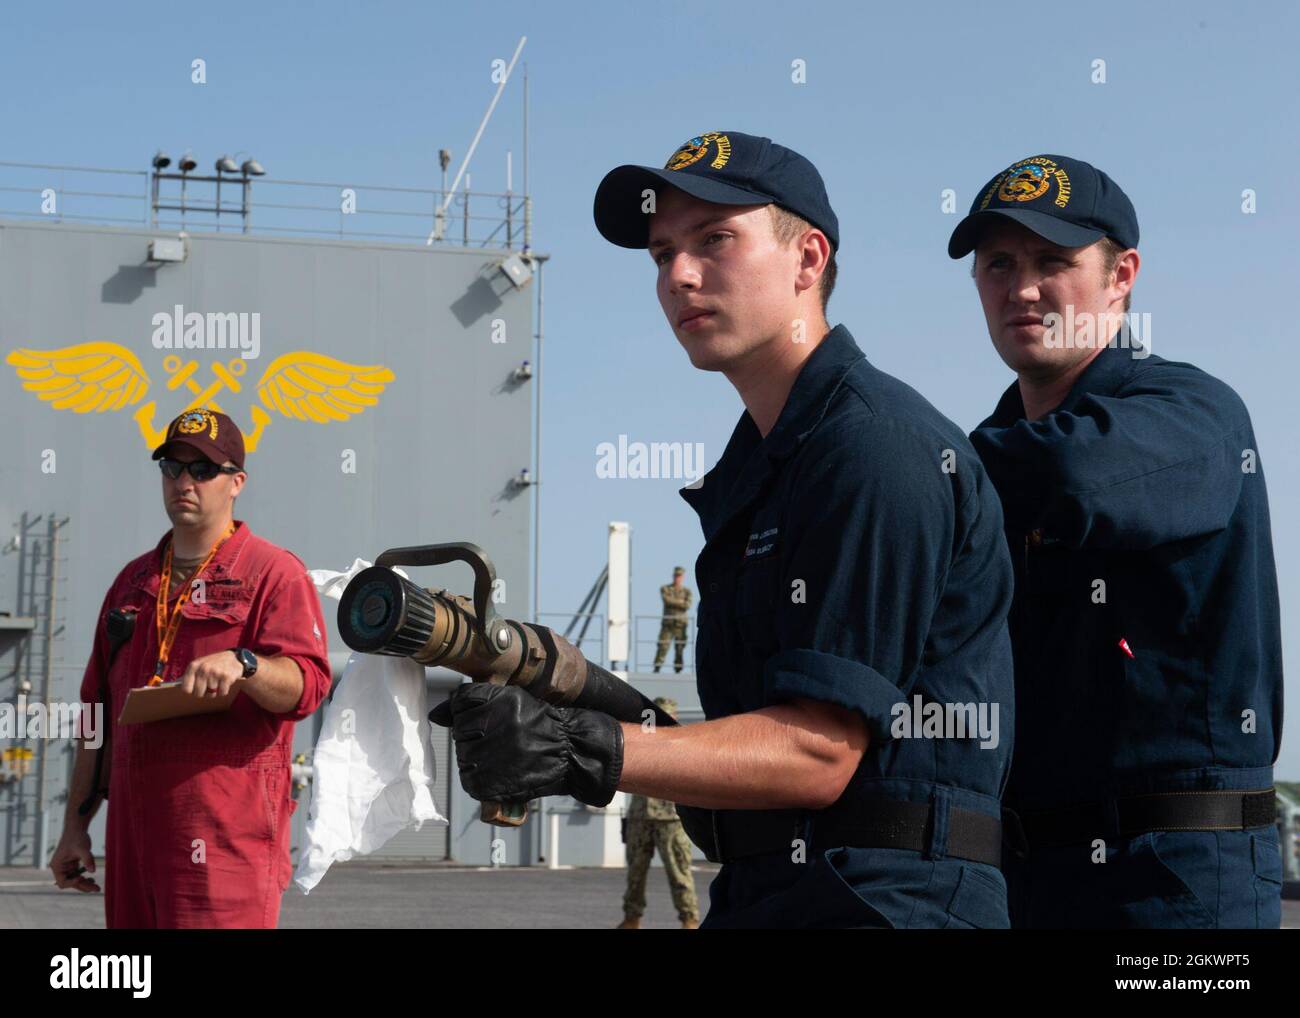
[373, 542, 512, 656]
[480, 801, 528, 827]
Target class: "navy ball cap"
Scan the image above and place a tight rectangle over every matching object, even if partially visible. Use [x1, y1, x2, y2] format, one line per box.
[594, 131, 840, 252]
[947, 154, 1138, 258]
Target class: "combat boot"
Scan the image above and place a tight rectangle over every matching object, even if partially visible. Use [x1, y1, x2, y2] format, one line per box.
[617, 915, 641, 929]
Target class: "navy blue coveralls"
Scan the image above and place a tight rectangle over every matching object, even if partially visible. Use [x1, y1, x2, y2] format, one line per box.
[970, 341, 1284, 928]
[679, 324, 1016, 928]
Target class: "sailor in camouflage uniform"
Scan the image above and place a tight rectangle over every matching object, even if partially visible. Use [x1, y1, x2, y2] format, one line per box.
[653, 567, 692, 673]
[619, 697, 700, 929]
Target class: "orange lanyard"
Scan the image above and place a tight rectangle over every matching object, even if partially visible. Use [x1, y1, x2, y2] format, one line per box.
[150, 523, 236, 684]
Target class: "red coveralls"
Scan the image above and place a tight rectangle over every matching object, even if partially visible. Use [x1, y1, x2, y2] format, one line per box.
[78, 521, 332, 928]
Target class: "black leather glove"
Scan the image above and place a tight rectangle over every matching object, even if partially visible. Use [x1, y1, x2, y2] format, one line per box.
[429, 683, 624, 807]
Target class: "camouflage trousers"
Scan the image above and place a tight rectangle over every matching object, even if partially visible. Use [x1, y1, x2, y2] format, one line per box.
[623, 819, 700, 922]
[654, 621, 688, 670]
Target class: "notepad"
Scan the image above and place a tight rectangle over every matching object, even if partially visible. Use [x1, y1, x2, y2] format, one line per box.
[117, 682, 239, 725]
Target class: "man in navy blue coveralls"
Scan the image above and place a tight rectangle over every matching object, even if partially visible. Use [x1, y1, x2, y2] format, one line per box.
[950, 154, 1283, 928]
[432, 131, 1016, 928]
[586, 133, 1016, 928]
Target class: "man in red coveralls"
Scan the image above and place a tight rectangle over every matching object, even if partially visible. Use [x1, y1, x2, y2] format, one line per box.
[49, 407, 332, 928]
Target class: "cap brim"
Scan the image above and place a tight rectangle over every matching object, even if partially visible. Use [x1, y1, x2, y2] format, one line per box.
[947, 208, 1105, 259]
[152, 438, 191, 460]
[152, 436, 240, 468]
[593, 165, 775, 248]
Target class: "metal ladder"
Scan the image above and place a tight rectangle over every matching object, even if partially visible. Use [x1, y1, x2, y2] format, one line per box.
[2, 513, 69, 867]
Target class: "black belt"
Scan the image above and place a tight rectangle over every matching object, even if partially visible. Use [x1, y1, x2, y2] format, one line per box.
[1015, 789, 1276, 853]
[679, 799, 1004, 868]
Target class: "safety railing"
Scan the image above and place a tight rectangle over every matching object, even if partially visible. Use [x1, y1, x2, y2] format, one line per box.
[633, 613, 695, 674]
[0, 160, 531, 250]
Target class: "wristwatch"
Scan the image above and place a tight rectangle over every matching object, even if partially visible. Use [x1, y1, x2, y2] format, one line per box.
[232, 647, 258, 678]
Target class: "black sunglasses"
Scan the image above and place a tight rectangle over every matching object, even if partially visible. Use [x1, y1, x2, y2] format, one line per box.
[158, 458, 241, 482]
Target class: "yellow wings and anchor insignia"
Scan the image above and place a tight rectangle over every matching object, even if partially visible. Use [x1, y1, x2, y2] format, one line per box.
[5, 341, 150, 412]
[5, 343, 394, 455]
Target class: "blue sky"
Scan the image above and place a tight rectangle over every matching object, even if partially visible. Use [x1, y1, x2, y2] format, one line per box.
[3, 0, 1297, 769]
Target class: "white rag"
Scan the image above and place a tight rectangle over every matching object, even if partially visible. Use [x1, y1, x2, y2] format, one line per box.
[294, 559, 446, 893]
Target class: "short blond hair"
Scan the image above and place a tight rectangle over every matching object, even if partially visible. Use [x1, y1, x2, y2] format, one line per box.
[1098, 237, 1132, 313]
[768, 205, 836, 311]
